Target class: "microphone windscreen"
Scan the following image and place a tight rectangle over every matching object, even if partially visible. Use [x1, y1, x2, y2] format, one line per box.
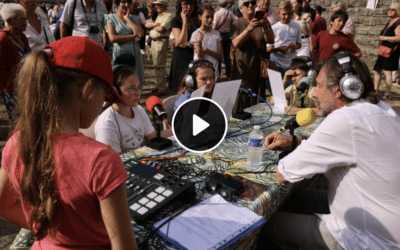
[296, 108, 317, 128]
[146, 96, 164, 112]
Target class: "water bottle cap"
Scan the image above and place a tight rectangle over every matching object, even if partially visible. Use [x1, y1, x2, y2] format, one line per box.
[254, 125, 260, 130]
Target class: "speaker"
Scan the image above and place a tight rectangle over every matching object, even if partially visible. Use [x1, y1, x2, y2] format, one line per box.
[334, 52, 364, 100]
[184, 59, 215, 90]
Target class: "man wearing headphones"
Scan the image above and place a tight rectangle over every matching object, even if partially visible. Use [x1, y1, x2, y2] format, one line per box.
[262, 52, 400, 249]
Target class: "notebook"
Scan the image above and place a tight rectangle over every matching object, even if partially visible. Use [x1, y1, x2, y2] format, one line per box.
[153, 194, 265, 250]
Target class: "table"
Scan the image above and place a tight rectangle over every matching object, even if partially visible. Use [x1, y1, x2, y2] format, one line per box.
[121, 103, 323, 249]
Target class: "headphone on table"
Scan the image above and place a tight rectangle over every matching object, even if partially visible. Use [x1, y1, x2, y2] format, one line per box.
[293, 56, 317, 80]
[334, 51, 364, 100]
[184, 59, 215, 90]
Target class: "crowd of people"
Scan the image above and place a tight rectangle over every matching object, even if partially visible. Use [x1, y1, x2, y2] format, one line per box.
[0, 0, 400, 249]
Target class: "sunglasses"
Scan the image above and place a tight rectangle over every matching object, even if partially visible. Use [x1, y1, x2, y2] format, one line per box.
[243, 0, 257, 7]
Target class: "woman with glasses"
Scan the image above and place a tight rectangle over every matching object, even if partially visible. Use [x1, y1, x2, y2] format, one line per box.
[230, 0, 274, 109]
[16, 0, 55, 51]
[95, 65, 172, 154]
[0, 3, 31, 128]
[169, 0, 199, 89]
[373, 3, 400, 100]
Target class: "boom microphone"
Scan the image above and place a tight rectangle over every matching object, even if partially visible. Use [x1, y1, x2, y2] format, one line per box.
[280, 108, 317, 132]
[146, 96, 168, 121]
[297, 77, 312, 95]
[238, 86, 253, 96]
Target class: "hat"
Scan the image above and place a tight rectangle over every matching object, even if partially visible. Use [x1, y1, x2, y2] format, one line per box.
[43, 36, 126, 105]
[153, 0, 168, 5]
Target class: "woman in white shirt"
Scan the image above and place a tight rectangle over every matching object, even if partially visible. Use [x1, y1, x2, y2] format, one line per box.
[95, 65, 172, 153]
[17, 0, 55, 51]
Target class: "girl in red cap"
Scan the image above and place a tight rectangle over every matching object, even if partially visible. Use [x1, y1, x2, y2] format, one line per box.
[0, 37, 138, 249]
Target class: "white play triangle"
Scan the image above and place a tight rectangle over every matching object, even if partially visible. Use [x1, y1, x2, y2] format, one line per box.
[192, 114, 210, 136]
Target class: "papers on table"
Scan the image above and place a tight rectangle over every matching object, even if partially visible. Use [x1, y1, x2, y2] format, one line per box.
[211, 80, 241, 121]
[153, 194, 265, 250]
[268, 68, 286, 114]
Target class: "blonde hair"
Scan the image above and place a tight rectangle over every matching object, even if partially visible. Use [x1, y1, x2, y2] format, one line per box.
[278, 1, 292, 12]
[14, 51, 93, 240]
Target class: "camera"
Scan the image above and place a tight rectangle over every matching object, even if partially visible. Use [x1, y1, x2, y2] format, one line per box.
[89, 25, 100, 34]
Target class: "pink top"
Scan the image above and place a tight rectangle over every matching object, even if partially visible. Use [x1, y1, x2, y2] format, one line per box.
[213, 8, 238, 33]
[255, 7, 281, 26]
[2, 132, 129, 249]
[342, 18, 356, 40]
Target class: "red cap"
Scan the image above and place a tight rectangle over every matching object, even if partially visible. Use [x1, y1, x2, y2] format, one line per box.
[42, 36, 126, 105]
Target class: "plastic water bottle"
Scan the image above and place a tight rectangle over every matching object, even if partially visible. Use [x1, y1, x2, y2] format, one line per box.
[247, 125, 264, 166]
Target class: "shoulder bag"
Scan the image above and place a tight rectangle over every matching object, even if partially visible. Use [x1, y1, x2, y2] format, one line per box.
[377, 22, 398, 58]
[248, 28, 277, 79]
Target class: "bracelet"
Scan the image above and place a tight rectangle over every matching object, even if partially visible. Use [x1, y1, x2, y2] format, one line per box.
[386, 36, 388, 41]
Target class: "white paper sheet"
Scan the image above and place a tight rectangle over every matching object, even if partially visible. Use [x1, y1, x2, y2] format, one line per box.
[190, 85, 206, 98]
[211, 80, 241, 121]
[268, 68, 286, 114]
[154, 194, 264, 250]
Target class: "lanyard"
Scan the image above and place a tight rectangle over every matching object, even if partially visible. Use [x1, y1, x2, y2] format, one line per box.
[80, 0, 98, 26]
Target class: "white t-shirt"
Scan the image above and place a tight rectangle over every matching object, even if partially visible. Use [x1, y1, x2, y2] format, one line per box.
[267, 20, 301, 68]
[23, 12, 55, 51]
[278, 99, 400, 249]
[95, 106, 155, 153]
[60, 0, 107, 46]
[190, 29, 221, 80]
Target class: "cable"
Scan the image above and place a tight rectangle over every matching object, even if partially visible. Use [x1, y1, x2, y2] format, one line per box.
[137, 148, 186, 162]
[226, 94, 273, 138]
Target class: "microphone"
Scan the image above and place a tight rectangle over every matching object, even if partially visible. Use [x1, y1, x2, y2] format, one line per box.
[280, 108, 317, 132]
[297, 77, 312, 95]
[239, 86, 252, 96]
[146, 96, 168, 122]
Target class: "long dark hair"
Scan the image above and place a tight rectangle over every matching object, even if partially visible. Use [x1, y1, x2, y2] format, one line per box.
[175, 0, 198, 20]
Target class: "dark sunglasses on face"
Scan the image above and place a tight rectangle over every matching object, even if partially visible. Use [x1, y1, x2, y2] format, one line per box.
[243, 0, 257, 7]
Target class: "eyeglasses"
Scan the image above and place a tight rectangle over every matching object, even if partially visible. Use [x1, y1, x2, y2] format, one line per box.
[11, 17, 28, 22]
[389, 8, 397, 11]
[121, 85, 142, 93]
[243, 0, 257, 7]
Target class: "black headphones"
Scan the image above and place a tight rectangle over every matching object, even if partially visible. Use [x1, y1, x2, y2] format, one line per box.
[334, 52, 364, 100]
[112, 65, 124, 95]
[184, 59, 215, 90]
[293, 56, 317, 80]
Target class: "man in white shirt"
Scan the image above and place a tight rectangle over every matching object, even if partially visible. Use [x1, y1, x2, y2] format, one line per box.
[267, 1, 301, 81]
[60, 0, 107, 46]
[262, 53, 400, 249]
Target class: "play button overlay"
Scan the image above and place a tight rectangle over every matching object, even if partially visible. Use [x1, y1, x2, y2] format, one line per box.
[193, 115, 210, 136]
[172, 97, 228, 153]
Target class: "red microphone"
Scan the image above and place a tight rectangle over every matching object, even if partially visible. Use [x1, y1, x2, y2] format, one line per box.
[146, 96, 170, 127]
